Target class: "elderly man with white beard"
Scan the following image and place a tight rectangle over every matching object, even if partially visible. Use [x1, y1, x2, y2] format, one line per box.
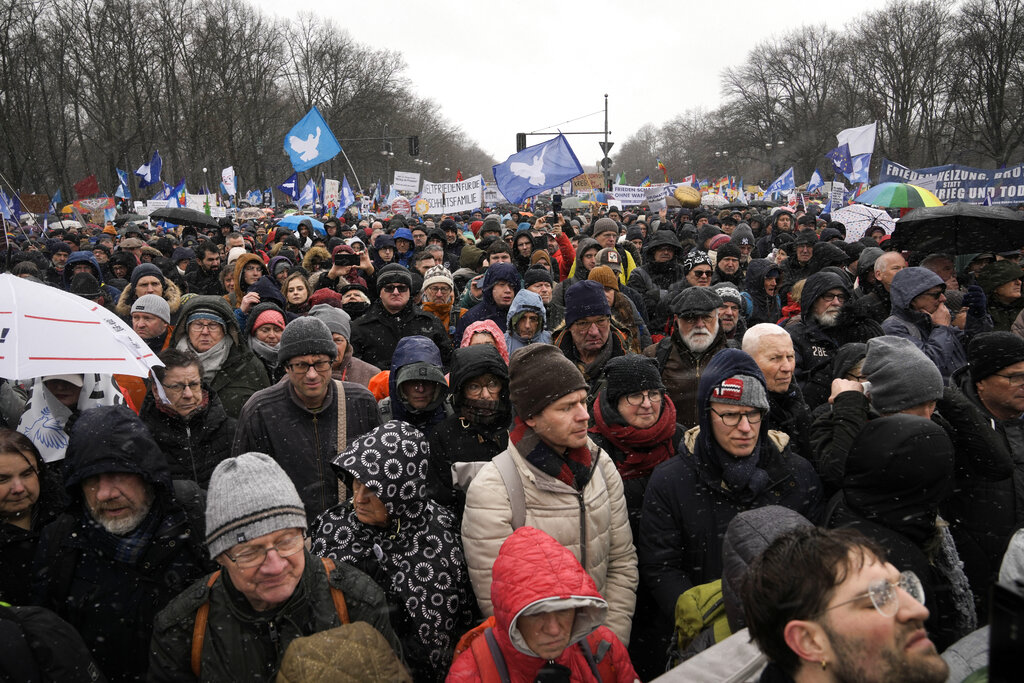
[786, 272, 855, 409]
[644, 287, 729, 428]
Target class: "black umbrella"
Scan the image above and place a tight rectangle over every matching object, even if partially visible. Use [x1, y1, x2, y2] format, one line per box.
[891, 203, 1024, 254]
[148, 206, 219, 228]
[114, 213, 147, 226]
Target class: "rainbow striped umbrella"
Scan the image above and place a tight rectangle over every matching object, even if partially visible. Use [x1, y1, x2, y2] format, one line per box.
[855, 182, 943, 208]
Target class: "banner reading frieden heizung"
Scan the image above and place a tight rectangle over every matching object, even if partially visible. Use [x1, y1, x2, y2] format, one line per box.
[421, 175, 483, 214]
[879, 158, 1024, 205]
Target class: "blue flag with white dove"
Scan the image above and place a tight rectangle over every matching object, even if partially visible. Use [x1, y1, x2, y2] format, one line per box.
[278, 173, 299, 201]
[340, 176, 355, 210]
[135, 150, 162, 188]
[284, 106, 342, 172]
[835, 122, 876, 185]
[493, 134, 584, 205]
[825, 144, 854, 175]
[115, 169, 131, 199]
[807, 169, 824, 194]
[298, 179, 315, 208]
[765, 167, 796, 197]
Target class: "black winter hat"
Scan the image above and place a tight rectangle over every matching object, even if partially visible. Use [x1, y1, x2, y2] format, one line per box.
[277, 316, 338, 365]
[672, 286, 723, 316]
[716, 243, 742, 261]
[604, 355, 665, 405]
[375, 263, 413, 293]
[523, 264, 554, 287]
[129, 262, 166, 290]
[969, 331, 1024, 383]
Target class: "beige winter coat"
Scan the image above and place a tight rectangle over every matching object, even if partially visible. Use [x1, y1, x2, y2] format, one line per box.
[461, 436, 638, 644]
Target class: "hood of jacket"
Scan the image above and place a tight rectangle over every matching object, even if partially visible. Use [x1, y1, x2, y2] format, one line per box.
[744, 258, 782, 301]
[170, 294, 242, 348]
[63, 251, 105, 288]
[482, 262, 521, 305]
[721, 506, 813, 631]
[889, 266, 944, 312]
[573, 238, 600, 279]
[799, 271, 851, 317]
[232, 252, 267, 295]
[641, 230, 682, 260]
[331, 420, 429, 524]
[491, 526, 608, 658]
[829, 342, 867, 381]
[247, 274, 287, 308]
[388, 335, 448, 422]
[267, 255, 293, 277]
[506, 289, 547, 340]
[63, 405, 172, 501]
[461, 319, 511, 364]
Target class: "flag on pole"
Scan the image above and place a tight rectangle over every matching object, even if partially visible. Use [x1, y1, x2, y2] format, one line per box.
[807, 169, 824, 194]
[278, 173, 299, 201]
[115, 169, 131, 199]
[49, 189, 62, 214]
[284, 106, 342, 172]
[835, 122, 876, 184]
[765, 168, 796, 196]
[639, 176, 651, 187]
[135, 151, 162, 188]
[657, 158, 669, 183]
[340, 176, 355, 210]
[221, 167, 236, 196]
[455, 169, 464, 182]
[298, 179, 315, 208]
[73, 174, 100, 199]
[492, 134, 584, 205]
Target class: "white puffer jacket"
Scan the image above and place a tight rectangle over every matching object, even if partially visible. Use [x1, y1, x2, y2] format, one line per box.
[461, 436, 638, 644]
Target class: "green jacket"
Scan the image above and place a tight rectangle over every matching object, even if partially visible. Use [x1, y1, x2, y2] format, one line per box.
[148, 550, 402, 682]
[169, 295, 270, 419]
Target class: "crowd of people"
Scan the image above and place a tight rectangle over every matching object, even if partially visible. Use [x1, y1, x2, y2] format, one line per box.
[2, 199, 1024, 682]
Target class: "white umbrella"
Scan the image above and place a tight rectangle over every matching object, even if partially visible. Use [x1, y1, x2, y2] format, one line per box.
[0, 274, 164, 381]
[701, 193, 729, 209]
[832, 204, 896, 243]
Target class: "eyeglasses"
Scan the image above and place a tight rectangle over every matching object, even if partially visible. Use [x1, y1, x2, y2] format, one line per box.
[286, 359, 332, 374]
[224, 531, 305, 569]
[822, 570, 924, 618]
[819, 293, 849, 303]
[426, 284, 452, 295]
[465, 378, 502, 397]
[624, 390, 663, 406]
[691, 269, 713, 279]
[995, 372, 1024, 387]
[710, 408, 764, 426]
[381, 284, 409, 293]
[162, 381, 201, 394]
[572, 317, 611, 331]
[189, 321, 223, 332]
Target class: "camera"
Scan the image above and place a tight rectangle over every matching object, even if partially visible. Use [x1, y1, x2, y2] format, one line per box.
[552, 194, 562, 214]
[334, 252, 360, 267]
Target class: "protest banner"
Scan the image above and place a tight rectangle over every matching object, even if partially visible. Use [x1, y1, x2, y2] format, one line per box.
[611, 184, 647, 206]
[324, 179, 340, 207]
[645, 186, 670, 211]
[483, 183, 505, 206]
[392, 197, 412, 216]
[571, 173, 606, 192]
[392, 171, 421, 193]
[829, 181, 846, 211]
[879, 158, 1024, 205]
[420, 175, 483, 214]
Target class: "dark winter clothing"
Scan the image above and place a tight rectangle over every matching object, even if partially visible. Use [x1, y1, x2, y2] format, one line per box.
[62, 250, 122, 302]
[628, 230, 686, 332]
[231, 378, 382, 521]
[882, 267, 967, 378]
[32, 406, 210, 682]
[740, 259, 782, 326]
[148, 549, 401, 682]
[381, 335, 450, 436]
[138, 386, 236, 489]
[454, 262, 521, 341]
[638, 349, 823, 620]
[349, 298, 453, 371]
[311, 421, 476, 682]
[786, 272, 851, 409]
[643, 325, 729, 429]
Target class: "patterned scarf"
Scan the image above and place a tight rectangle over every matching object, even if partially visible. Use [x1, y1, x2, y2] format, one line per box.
[590, 392, 677, 480]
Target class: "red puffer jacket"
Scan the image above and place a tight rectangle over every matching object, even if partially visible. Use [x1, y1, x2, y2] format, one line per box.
[447, 526, 638, 682]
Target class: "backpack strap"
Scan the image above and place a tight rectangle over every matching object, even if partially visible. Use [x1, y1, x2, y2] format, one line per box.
[493, 449, 525, 530]
[484, 627, 512, 683]
[334, 380, 348, 504]
[190, 571, 222, 677]
[320, 557, 350, 624]
[580, 632, 617, 683]
[654, 336, 673, 372]
[469, 626, 507, 683]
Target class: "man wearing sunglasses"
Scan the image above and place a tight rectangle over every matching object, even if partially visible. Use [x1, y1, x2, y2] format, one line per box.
[882, 266, 969, 379]
[150, 453, 399, 681]
[742, 526, 948, 683]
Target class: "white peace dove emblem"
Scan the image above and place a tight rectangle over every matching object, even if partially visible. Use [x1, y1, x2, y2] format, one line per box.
[289, 127, 322, 162]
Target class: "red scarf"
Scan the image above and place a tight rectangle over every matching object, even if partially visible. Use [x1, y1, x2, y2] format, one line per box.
[510, 417, 593, 489]
[590, 395, 677, 480]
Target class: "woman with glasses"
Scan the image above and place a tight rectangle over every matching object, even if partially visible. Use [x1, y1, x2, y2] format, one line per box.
[426, 345, 511, 522]
[638, 349, 823, 651]
[311, 421, 477, 682]
[826, 413, 973, 651]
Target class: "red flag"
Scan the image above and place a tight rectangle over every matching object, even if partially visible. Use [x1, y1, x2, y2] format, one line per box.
[455, 169, 463, 182]
[74, 174, 99, 199]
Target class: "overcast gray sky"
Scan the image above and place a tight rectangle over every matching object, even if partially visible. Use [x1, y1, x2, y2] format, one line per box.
[253, 0, 892, 163]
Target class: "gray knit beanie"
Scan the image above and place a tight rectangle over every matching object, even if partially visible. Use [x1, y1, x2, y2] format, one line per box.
[307, 303, 351, 340]
[205, 452, 306, 559]
[862, 335, 943, 414]
[131, 293, 171, 324]
[277, 316, 338, 365]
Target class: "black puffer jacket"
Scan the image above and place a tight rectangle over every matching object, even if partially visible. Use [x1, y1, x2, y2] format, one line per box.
[349, 298, 453, 371]
[138, 385, 236, 489]
[32, 406, 210, 682]
[426, 345, 510, 518]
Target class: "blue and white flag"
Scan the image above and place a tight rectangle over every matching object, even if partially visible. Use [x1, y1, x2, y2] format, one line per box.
[115, 169, 131, 199]
[298, 179, 315, 208]
[340, 176, 355, 210]
[135, 150, 162, 188]
[806, 169, 824, 194]
[493, 134, 584, 205]
[0, 189, 13, 220]
[825, 144, 853, 175]
[284, 106, 342, 172]
[384, 185, 400, 206]
[278, 173, 299, 201]
[221, 167, 236, 196]
[49, 189, 62, 214]
[846, 153, 872, 184]
[246, 189, 262, 205]
[765, 167, 796, 196]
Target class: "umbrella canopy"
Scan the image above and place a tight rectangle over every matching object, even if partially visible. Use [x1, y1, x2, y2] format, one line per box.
[701, 193, 729, 208]
[48, 220, 82, 230]
[892, 203, 1024, 254]
[832, 204, 896, 243]
[276, 214, 325, 235]
[114, 213, 147, 226]
[148, 206, 219, 228]
[236, 207, 264, 220]
[855, 182, 943, 209]
[748, 199, 778, 208]
[0, 274, 164, 381]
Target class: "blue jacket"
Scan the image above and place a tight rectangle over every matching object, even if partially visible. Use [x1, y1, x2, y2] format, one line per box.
[505, 289, 552, 353]
[882, 267, 966, 378]
[454, 262, 521, 341]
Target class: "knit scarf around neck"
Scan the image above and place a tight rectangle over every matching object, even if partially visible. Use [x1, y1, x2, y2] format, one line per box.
[694, 426, 771, 503]
[177, 336, 231, 382]
[510, 416, 593, 490]
[591, 392, 677, 480]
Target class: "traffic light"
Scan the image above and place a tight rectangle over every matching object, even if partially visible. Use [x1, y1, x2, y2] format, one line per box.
[408, 136, 419, 156]
[516, 133, 527, 152]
